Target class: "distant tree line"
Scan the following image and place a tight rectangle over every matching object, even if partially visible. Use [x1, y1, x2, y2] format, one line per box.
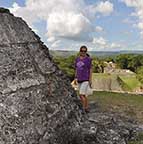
[115, 54, 143, 72]
[53, 53, 143, 83]
[103, 54, 143, 83]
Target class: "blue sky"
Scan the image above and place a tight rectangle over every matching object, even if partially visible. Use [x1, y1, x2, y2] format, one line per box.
[1, 0, 143, 51]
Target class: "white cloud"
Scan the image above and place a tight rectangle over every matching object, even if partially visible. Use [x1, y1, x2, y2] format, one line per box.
[9, 2, 20, 13]
[85, 1, 113, 18]
[92, 37, 121, 50]
[140, 31, 143, 38]
[137, 22, 143, 29]
[9, 0, 113, 43]
[95, 26, 104, 32]
[9, 2, 38, 27]
[120, 0, 143, 7]
[95, 1, 114, 16]
[121, 0, 143, 38]
[51, 40, 61, 48]
[47, 11, 92, 39]
[110, 43, 121, 48]
[93, 37, 107, 46]
[47, 37, 56, 43]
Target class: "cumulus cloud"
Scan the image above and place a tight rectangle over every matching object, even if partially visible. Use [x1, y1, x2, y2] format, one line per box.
[9, 0, 113, 43]
[110, 43, 121, 48]
[95, 26, 104, 32]
[86, 1, 113, 19]
[121, 0, 143, 38]
[93, 37, 107, 46]
[9, 2, 20, 13]
[9, 2, 38, 27]
[138, 22, 143, 29]
[47, 36, 56, 43]
[94, 1, 114, 16]
[47, 11, 92, 40]
[51, 40, 61, 48]
[120, 0, 142, 7]
[92, 37, 121, 50]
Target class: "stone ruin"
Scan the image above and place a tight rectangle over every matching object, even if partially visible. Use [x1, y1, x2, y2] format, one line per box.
[0, 8, 143, 144]
[0, 8, 82, 144]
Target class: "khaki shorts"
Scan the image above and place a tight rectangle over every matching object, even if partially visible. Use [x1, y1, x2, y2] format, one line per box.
[78, 81, 89, 96]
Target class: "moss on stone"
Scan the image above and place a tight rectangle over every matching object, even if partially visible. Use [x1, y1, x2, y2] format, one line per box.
[0, 7, 10, 14]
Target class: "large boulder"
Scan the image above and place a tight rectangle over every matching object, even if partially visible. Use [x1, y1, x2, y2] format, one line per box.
[0, 8, 82, 144]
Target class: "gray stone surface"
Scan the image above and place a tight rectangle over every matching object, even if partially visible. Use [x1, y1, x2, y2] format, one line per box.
[0, 8, 82, 144]
[92, 75, 122, 91]
[72, 102, 143, 144]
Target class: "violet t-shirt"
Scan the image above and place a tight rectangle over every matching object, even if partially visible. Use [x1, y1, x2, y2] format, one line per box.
[75, 56, 92, 82]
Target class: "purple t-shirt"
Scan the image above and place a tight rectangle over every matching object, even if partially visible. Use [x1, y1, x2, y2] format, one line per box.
[75, 56, 92, 82]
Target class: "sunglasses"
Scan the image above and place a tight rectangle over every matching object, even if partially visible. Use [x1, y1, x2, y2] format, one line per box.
[80, 50, 87, 53]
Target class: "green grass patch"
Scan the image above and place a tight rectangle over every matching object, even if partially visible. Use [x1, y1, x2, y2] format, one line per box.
[88, 91, 143, 123]
[119, 75, 141, 91]
[93, 73, 114, 78]
[128, 132, 143, 144]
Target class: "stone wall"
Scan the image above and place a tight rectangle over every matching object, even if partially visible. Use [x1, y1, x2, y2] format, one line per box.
[92, 75, 123, 91]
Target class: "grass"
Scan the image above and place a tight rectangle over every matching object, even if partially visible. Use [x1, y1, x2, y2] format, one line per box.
[93, 73, 113, 78]
[119, 75, 141, 91]
[128, 132, 143, 144]
[88, 91, 143, 144]
[88, 91, 143, 123]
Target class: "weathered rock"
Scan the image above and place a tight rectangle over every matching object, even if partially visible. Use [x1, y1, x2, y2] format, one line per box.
[72, 102, 143, 144]
[0, 7, 11, 14]
[0, 8, 82, 144]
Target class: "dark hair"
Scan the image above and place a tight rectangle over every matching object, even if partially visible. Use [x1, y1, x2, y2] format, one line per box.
[80, 45, 87, 52]
[86, 53, 90, 57]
